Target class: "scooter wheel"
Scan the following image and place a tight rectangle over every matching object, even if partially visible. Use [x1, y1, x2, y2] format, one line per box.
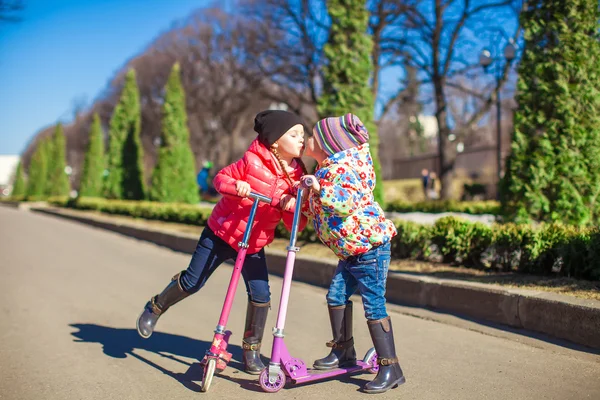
[363, 347, 379, 374]
[200, 358, 217, 392]
[259, 368, 286, 393]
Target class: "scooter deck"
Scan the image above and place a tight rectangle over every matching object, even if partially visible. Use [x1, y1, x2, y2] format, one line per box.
[289, 361, 373, 384]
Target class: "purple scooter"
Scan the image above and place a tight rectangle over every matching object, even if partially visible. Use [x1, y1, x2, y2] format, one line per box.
[258, 178, 378, 393]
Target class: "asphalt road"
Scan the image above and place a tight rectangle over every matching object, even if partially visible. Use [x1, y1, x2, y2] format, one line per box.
[1, 205, 599, 400]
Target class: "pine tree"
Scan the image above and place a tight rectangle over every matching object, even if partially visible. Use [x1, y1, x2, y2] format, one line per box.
[502, 0, 600, 225]
[46, 123, 70, 197]
[317, 0, 384, 205]
[105, 69, 145, 200]
[79, 113, 106, 197]
[11, 161, 26, 198]
[150, 63, 199, 204]
[26, 138, 50, 198]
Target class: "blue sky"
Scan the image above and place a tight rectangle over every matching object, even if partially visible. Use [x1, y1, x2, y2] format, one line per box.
[0, 0, 211, 155]
[0, 1, 518, 156]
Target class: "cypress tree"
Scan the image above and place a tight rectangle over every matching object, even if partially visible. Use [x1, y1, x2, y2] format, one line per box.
[79, 113, 105, 197]
[150, 63, 199, 204]
[46, 123, 70, 197]
[26, 138, 50, 198]
[105, 69, 145, 200]
[502, 0, 600, 225]
[11, 161, 26, 198]
[317, 0, 384, 205]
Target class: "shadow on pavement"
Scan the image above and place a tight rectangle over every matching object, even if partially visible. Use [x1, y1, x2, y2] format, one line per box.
[69, 323, 250, 392]
[68, 323, 381, 394]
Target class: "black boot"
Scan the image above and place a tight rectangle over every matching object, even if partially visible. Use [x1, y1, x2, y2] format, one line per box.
[242, 300, 270, 375]
[313, 302, 357, 370]
[136, 271, 190, 339]
[364, 316, 405, 394]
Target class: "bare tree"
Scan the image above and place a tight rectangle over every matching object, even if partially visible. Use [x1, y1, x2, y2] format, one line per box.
[383, 0, 523, 198]
[178, 9, 273, 166]
[239, 0, 329, 124]
[23, 7, 281, 189]
[242, 0, 413, 126]
[87, 8, 277, 175]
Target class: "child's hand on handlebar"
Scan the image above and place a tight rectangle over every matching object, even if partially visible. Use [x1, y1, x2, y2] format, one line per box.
[301, 175, 320, 193]
[280, 194, 296, 212]
[235, 180, 251, 197]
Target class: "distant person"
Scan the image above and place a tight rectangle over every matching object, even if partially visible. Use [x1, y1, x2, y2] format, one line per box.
[428, 171, 439, 200]
[197, 161, 218, 198]
[421, 169, 430, 199]
[197, 161, 213, 193]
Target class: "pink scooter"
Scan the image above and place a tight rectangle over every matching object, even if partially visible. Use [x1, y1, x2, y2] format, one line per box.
[199, 191, 271, 392]
[258, 179, 378, 393]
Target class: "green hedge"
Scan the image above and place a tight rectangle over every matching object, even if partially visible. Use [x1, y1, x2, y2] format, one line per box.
[391, 217, 600, 280]
[386, 200, 501, 216]
[48, 197, 213, 226]
[49, 197, 600, 281]
[1, 195, 46, 202]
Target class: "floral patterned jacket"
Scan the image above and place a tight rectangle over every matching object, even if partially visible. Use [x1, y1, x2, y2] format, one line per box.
[304, 144, 397, 260]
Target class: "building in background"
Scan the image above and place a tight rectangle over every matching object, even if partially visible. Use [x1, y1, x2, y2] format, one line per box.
[0, 155, 21, 197]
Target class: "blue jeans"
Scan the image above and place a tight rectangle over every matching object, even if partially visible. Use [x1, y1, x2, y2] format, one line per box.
[179, 227, 270, 303]
[326, 242, 391, 320]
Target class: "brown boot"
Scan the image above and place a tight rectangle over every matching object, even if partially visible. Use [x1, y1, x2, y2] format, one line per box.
[242, 300, 270, 375]
[313, 302, 357, 370]
[364, 316, 405, 394]
[136, 271, 190, 339]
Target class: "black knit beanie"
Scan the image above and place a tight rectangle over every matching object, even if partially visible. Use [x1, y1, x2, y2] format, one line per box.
[254, 110, 303, 147]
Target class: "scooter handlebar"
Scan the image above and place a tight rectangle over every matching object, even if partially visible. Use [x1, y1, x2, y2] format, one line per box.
[248, 192, 272, 204]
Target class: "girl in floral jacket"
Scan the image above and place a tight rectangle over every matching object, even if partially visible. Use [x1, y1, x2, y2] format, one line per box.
[301, 113, 405, 394]
[136, 110, 307, 375]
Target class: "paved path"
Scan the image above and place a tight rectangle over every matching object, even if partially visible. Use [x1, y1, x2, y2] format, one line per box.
[0, 206, 598, 400]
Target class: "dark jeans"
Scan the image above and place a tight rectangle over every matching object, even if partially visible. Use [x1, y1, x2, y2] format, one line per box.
[179, 227, 271, 303]
[326, 242, 391, 320]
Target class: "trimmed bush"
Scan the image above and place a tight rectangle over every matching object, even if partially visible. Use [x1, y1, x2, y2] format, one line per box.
[386, 200, 500, 216]
[49, 197, 212, 226]
[490, 223, 527, 272]
[390, 220, 429, 259]
[49, 197, 600, 281]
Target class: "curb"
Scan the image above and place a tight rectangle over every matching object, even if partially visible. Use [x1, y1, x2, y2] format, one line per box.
[29, 206, 600, 350]
[0, 201, 47, 210]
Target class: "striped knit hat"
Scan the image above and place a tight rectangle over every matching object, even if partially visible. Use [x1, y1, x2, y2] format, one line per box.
[313, 113, 369, 156]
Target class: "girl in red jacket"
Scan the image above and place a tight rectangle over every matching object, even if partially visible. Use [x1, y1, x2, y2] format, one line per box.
[136, 110, 307, 375]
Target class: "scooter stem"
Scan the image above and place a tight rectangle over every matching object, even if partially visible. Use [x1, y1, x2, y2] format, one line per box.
[272, 186, 306, 355]
[216, 194, 267, 331]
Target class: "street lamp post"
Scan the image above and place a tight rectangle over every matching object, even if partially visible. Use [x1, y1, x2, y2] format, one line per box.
[479, 38, 516, 184]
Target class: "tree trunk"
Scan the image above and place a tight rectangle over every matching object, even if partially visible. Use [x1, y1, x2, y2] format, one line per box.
[439, 125, 457, 200]
[434, 79, 456, 200]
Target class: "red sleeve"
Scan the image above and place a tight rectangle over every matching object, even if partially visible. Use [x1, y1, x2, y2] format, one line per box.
[213, 156, 247, 197]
